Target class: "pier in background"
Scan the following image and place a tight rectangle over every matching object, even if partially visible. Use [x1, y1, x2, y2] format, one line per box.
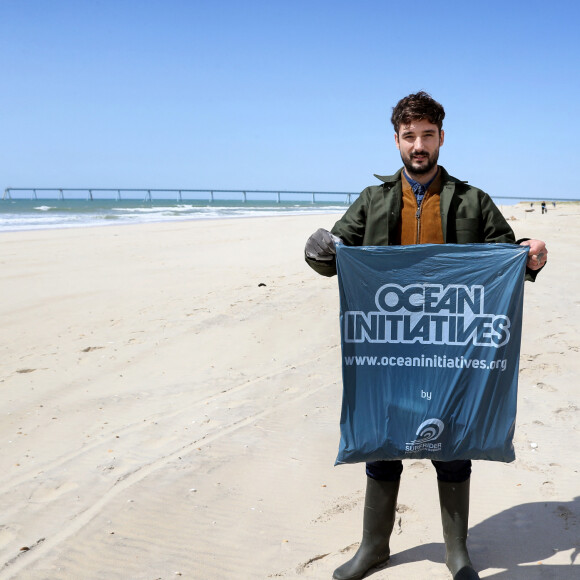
[2, 187, 359, 204]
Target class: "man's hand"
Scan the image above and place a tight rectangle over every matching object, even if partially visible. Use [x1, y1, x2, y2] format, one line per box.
[305, 228, 342, 261]
[520, 239, 548, 270]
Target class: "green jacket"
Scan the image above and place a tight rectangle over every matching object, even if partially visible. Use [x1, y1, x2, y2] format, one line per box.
[306, 166, 538, 280]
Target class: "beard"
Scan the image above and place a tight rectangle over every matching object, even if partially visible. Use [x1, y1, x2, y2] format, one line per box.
[400, 148, 439, 176]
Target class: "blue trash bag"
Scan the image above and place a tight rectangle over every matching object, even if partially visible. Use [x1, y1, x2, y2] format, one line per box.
[335, 243, 528, 465]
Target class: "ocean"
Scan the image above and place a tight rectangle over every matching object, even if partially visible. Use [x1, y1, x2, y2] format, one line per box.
[0, 198, 350, 232]
[2, 193, 554, 233]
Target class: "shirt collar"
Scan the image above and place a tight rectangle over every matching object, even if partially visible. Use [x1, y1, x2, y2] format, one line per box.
[403, 169, 438, 192]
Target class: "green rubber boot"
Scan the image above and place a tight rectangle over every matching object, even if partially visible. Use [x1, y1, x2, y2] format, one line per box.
[333, 477, 400, 580]
[437, 479, 480, 580]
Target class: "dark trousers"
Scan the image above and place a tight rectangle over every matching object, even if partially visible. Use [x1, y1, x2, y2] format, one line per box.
[366, 459, 472, 483]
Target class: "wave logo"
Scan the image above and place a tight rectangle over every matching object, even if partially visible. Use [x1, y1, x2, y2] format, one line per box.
[406, 418, 444, 453]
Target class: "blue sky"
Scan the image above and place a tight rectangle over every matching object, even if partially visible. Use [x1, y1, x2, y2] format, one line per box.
[1, 0, 579, 200]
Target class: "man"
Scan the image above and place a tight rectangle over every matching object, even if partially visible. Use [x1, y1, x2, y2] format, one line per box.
[304, 91, 547, 580]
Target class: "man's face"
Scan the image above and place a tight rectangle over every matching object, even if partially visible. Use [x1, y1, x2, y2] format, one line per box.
[395, 118, 444, 178]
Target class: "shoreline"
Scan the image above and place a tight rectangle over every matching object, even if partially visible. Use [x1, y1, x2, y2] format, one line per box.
[0, 205, 348, 234]
[2, 199, 579, 235]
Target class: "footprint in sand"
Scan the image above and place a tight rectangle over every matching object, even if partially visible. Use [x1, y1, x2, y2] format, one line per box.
[294, 552, 331, 574]
[519, 362, 561, 376]
[540, 480, 556, 498]
[534, 382, 557, 392]
[553, 404, 579, 421]
[394, 503, 411, 535]
[555, 505, 577, 531]
[407, 460, 429, 476]
[313, 491, 364, 523]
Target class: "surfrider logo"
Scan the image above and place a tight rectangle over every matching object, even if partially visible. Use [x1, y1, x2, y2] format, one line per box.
[406, 418, 444, 453]
[344, 283, 510, 348]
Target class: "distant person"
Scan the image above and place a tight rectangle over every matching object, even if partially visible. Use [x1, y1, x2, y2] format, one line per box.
[541, 201, 547, 214]
[553, 201, 556, 208]
[304, 91, 547, 580]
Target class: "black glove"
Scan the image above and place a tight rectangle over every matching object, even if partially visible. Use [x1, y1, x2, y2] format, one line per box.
[305, 228, 342, 261]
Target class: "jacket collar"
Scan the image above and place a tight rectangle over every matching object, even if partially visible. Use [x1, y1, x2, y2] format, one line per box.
[373, 168, 403, 184]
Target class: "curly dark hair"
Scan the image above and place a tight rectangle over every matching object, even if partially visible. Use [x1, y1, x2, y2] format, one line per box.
[391, 91, 445, 134]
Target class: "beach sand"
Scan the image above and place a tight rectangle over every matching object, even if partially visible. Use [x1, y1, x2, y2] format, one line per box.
[1, 203, 578, 579]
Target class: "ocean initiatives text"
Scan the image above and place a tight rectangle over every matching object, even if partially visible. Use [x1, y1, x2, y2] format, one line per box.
[343, 283, 510, 347]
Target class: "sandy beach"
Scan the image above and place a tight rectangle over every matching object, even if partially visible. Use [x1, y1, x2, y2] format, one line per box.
[1, 203, 578, 579]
